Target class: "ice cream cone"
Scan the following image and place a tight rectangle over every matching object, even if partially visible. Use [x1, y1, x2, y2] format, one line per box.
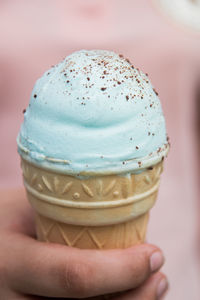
[17, 50, 169, 299]
[21, 158, 164, 249]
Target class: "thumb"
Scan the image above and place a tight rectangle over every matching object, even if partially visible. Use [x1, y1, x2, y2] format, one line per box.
[7, 232, 165, 298]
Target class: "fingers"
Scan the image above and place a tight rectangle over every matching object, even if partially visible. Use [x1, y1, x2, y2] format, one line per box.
[115, 272, 168, 300]
[5, 231, 165, 298]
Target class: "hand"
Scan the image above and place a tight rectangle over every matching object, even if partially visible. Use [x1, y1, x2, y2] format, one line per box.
[0, 188, 168, 299]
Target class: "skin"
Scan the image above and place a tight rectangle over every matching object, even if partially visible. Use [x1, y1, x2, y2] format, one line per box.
[0, 188, 168, 299]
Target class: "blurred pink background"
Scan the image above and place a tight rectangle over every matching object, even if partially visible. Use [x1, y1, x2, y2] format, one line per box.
[0, 0, 200, 299]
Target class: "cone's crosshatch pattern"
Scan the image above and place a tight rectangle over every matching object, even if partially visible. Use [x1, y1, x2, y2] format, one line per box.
[21, 159, 163, 249]
[35, 213, 149, 249]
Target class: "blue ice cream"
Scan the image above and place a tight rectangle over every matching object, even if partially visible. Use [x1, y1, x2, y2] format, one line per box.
[17, 50, 169, 175]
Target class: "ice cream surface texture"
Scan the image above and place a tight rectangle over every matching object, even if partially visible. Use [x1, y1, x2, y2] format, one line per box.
[18, 50, 168, 175]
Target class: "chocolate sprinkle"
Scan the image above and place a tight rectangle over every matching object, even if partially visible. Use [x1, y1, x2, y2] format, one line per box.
[153, 88, 158, 96]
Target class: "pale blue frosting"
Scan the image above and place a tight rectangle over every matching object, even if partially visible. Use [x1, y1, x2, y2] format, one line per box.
[18, 50, 168, 175]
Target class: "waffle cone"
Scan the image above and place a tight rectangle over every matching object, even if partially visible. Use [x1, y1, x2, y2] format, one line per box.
[21, 159, 163, 249]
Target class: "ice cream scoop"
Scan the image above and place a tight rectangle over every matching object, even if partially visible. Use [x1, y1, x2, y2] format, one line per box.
[17, 50, 168, 176]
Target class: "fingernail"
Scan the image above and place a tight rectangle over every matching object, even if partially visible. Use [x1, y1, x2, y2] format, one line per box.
[157, 278, 168, 299]
[150, 251, 164, 272]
